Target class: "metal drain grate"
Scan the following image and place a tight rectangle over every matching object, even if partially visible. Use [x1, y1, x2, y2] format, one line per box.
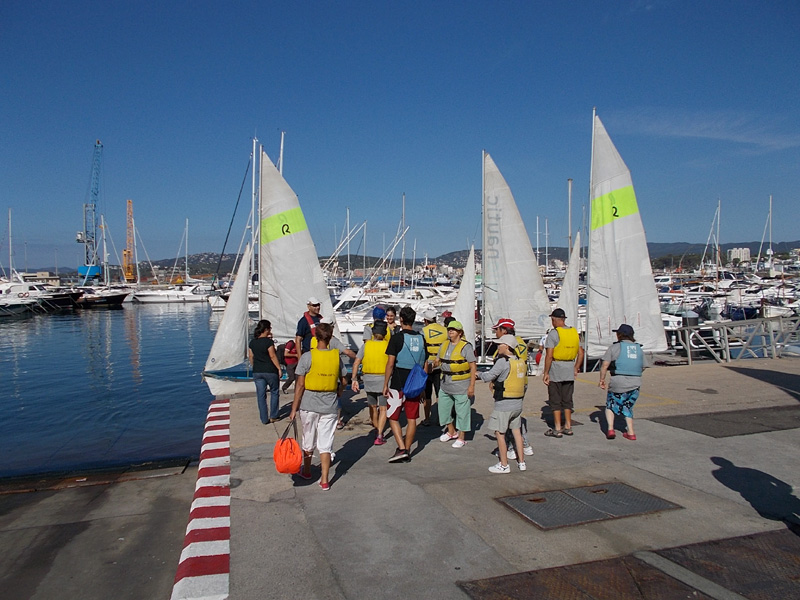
[649, 405, 800, 438]
[498, 483, 681, 530]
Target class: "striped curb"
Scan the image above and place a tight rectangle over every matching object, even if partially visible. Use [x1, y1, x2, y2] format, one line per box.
[170, 400, 231, 600]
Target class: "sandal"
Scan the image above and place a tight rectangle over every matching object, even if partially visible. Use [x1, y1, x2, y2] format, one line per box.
[562, 428, 573, 436]
[544, 429, 563, 438]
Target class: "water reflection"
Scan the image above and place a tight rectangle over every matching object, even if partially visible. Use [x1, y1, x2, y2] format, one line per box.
[0, 304, 216, 478]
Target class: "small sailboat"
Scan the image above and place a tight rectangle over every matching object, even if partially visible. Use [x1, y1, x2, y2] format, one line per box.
[203, 146, 340, 396]
[451, 245, 477, 346]
[202, 244, 255, 395]
[586, 112, 666, 357]
[480, 152, 551, 347]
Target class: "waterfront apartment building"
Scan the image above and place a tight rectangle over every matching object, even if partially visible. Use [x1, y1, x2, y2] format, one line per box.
[727, 247, 751, 264]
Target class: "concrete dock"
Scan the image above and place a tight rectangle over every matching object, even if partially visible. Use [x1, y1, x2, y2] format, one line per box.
[2, 358, 799, 599]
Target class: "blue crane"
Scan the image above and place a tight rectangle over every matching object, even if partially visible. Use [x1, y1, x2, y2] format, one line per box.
[77, 140, 103, 279]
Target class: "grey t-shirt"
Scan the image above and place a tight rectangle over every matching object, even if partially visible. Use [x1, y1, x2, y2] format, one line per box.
[296, 349, 347, 414]
[478, 357, 523, 412]
[355, 344, 385, 394]
[602, 343, 650, 393]
[440, 341, 476, 395]
[545, 328, 578, 382]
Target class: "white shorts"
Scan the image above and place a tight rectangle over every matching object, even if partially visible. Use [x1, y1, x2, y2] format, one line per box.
[299, 410, 338, 454]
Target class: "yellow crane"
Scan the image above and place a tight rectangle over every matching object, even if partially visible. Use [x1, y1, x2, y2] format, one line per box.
[122, 199, 136, 283]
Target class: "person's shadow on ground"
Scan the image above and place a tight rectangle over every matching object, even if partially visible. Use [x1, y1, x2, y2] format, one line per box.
[589, 405, 628, 435]
[329, 432, 374, 486]
[711, 456, 800, 534]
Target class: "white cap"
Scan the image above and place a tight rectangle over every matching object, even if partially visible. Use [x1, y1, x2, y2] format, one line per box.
[423, 308, 437, 320]
[497, 334, 518, 350]
[307, 296, 321, 305]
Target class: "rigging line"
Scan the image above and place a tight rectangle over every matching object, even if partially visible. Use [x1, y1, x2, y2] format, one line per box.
[213, 157, 252, 286]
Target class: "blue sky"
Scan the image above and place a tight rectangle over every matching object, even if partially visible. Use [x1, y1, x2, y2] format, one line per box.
[2, 1, 798, 271]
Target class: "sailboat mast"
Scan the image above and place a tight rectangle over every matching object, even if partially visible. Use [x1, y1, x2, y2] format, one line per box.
[584, 107, 597, 372]
[185, 218, 190, 282]
[401, 193, 406, 285]
[568, 178, 573, 252]
[536, 216, 540, 266]
[7, 208, 12, 277]
[480, 150, 486, 361]
[251, 137, 258, 287]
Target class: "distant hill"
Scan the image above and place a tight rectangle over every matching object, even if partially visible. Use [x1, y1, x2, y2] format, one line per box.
[31, 240, 800, 275]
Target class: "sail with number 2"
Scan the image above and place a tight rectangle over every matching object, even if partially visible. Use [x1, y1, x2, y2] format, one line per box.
[587, 113, 666, 357]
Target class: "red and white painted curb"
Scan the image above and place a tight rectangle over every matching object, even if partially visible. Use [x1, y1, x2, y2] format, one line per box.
[171, 400, 231, 600]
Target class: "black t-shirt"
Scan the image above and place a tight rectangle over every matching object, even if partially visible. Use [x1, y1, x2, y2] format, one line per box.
[249, 337, 279, 374]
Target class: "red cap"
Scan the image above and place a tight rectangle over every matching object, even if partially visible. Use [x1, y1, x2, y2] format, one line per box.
[442, 310, 453, 318]
[491, 318, 515, 330]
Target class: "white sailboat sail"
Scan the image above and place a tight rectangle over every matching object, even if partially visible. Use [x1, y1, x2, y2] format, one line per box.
[557, 231, 581, 330]
[204, 244, 252, 372]
[482, 152, 551, 341]
[587, 114, 666, 357]
[258, 149, 339, 342]
[452, 245, 476, 346]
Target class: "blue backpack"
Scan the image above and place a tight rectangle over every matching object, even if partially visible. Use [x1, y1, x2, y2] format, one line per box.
[401, 338, 428, 398]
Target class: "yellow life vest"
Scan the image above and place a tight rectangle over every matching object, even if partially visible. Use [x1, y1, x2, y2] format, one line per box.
[552, 327, 580, 361]
[362, 339, 389, 375]
[438, 340, 471, 381]
[304, 349, 340, 392]
[423, 323, 447, 360]
[492, 335, 529, 362]
[503, 357, 528, 398]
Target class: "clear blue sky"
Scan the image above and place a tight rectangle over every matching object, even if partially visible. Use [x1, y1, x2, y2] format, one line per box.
[2, 1, 798, 271]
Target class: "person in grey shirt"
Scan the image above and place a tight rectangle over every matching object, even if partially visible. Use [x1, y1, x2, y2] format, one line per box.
[599, 323, 649, 441]
[542, 308, 584, 438]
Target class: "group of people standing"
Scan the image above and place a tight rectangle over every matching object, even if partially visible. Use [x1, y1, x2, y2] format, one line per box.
[247, 296, 647, 490]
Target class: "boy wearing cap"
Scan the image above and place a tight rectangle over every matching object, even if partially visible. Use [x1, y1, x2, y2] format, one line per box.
[435, 320, 477, 448]
[542, 308, 584, 437]
[363, 305, 389, 341]
[351, 321, 390, 445]
[599, 324, 647, 441]
[475, 335, 527, 473]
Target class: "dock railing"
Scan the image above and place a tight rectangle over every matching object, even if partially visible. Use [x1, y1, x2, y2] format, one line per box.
[677, 315, 800, 364]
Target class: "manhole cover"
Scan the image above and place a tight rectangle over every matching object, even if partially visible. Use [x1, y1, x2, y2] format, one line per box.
[649, 405, 800, 438]
[498, 483, 681, 530]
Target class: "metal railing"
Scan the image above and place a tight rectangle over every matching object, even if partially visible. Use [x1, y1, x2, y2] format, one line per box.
[676, 315, 800, 364]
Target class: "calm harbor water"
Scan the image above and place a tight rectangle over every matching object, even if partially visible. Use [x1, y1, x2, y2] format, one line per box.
[1, 303, 221, 479]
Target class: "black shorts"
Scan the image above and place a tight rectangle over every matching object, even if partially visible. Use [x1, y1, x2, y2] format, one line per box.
[547, 381, 574, 411]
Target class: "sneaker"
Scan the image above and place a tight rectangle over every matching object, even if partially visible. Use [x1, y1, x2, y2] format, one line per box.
[452, 439, 467, 448]
[439, 431, 458, 442]
[298, 470, 312, 480]
[518, 462, 527, 471]
[389, 448, 409, 463]
[606, 429, 616, 440]
[373, 436, 386, 446]
[488, 462, 510, 474]
[507, 449, 517, 460]
[319, 481, 330, 491]
[623, 432, 637, 441]
[523, 445, 534, 456]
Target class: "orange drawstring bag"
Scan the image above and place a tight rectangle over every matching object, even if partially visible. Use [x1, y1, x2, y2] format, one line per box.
[273, 418, 302, 474]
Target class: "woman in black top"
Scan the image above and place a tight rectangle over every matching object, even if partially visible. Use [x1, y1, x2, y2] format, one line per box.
[248, 320, 282, 423]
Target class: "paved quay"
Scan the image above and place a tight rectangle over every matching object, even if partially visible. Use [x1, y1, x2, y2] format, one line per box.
[2, 358, 798, 599]
[222, 358, 800, 599]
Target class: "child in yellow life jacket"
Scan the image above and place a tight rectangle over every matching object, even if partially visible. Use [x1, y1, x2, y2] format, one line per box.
[475, 335, 528, 474]
[351, 321, 390, 445]
[289, 322, 347, 491]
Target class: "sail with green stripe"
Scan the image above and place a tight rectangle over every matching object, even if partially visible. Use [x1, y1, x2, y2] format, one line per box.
[258, 149, 338, 342]
[587, 114, 665, 357]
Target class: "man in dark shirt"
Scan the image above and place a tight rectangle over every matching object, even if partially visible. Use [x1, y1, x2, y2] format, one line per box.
[295, 297, 322, 354]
